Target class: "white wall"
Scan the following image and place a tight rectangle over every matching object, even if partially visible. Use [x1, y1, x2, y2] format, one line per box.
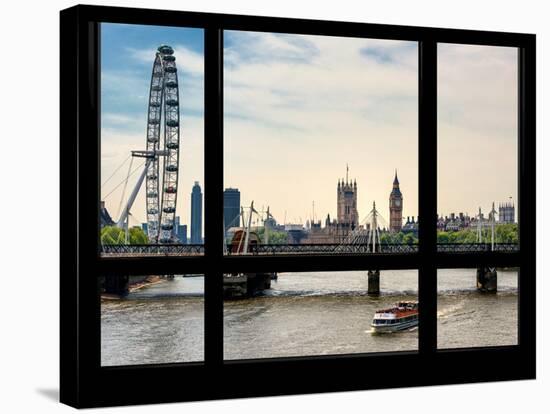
[0, 0, 546, 413]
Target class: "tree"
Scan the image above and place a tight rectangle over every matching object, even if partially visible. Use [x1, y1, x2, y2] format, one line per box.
[403, 233, 416, 245]
[254, 227, 289, 244]
[436, 224, 518, 244]
[437, 231, 450, 243]
[380, 231, 417, 244]
[129, 226, 148, 244]
[101, 225, 149, 245]
[495, 223, 518, 243]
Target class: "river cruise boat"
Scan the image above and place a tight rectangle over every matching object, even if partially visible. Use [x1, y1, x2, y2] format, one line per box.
[371, 301, 419, 333]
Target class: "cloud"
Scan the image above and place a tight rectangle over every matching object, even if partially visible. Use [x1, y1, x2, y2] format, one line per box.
[223, 32, 517, 223]
[224, 34, 418, 138]
[101, 115, 204, 226]
[359, 47, 395, 63]
[225, 31, 319, 67]
[438, 44, 517, 135]
[100, 31, 517, 227]
[437, 43, 518, 216]
[103, 113, 135, 125]
[126, 44, 204, 77]
[223, 32, 419, 222]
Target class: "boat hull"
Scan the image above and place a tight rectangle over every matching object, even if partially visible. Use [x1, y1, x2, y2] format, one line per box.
[371, 317, 418, 333]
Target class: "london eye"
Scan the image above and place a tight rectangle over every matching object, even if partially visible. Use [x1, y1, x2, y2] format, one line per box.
[114, 44, 181, 244]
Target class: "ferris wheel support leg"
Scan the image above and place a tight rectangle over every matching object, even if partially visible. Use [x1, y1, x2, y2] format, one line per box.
[117, 158, 152, 228]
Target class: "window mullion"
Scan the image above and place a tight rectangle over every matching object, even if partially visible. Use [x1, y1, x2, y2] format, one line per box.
[204, 27, 224, 365]
[418, 39, 438, 354]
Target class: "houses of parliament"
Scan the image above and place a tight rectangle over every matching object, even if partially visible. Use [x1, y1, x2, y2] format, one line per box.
[303, 167, 403, 244]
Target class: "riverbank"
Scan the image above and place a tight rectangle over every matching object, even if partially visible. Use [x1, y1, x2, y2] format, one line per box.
[129, 275, 166, 293]
[101, 276, 167, 300]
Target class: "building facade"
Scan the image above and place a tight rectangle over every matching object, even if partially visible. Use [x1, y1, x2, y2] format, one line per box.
[173, 216, 188, 243]
[224, 188, 241, 231]
[190, 181, 203, 244]
[337, 173, 358, 229]
[302, 170, 359, 244]
[389, 171, 403, 233]
[100, 201, 115, 228]
[177, 224, 187, 244]
[499, 201, 515, 223]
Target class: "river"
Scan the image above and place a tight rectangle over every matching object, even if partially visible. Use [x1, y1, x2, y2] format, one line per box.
[101, 269, 518, 366]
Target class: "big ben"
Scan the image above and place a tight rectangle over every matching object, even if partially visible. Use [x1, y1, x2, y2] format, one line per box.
[389, 170, 403, 233]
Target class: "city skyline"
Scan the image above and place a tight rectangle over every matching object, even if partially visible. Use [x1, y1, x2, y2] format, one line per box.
[224, 32, 419, 226]
[224, 33, 517, 225]
[100, 25, 518, 231]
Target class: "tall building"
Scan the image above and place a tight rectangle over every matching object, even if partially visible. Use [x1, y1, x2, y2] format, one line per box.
[499, 201, 515, 223]
[173, 216, 188, 243]
[190, 181, 203, 244]
[174, 215, 180, 238]
[337, 166, 358, 229]
[224, 188, 241, 231]
[177, 224, 188, 244]
[389, 170, 403, 233]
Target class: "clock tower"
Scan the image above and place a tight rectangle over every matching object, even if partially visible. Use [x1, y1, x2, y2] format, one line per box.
[389, 170, 403, 233]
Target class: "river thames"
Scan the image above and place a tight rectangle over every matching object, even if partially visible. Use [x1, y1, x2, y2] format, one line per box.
[101, 269, 518, 366]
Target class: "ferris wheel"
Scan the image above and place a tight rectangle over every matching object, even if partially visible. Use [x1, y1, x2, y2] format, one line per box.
[116, 44, 181, 244]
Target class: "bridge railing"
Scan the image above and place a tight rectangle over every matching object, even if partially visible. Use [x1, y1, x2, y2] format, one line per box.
[100, 244, 205, 256]
[100, 242, 519, 256]
[437, 243, 519, 253]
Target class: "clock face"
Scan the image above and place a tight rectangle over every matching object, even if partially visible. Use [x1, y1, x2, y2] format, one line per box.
[395, 199, 401, 207]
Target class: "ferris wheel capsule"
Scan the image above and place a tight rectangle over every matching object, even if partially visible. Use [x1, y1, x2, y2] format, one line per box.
[157, 45, 174, 55]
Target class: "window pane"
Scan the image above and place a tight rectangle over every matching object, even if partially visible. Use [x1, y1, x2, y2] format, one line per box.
[224, 31, 418, 255]
[438, 44, 518, 252]
[224, 269, 418, 360]
[101, 274, 204, 366]
[100, 23, 204, 256]
[437, 268, 518, 349]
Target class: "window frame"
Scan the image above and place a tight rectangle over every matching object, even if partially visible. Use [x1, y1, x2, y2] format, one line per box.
[60, 5, 536, 408]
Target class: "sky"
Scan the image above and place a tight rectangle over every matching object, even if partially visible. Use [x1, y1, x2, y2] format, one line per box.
[438, 43, 517, 219]
[100, 23, 204, 230]
[100, 24, 518, 230]
[224, 31, 419, 227]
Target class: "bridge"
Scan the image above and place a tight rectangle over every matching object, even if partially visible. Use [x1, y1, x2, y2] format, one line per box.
[100, 240, 517, 297]
[102, 179, 516, 295]
[100, 242, 519, 256]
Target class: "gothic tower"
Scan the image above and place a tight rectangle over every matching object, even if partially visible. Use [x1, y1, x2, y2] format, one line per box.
[389, 170, 403, 233]
[337, 165, 358, 229]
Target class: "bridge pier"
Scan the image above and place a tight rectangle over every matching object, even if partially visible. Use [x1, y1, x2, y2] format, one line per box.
[368, 270, 380, 295]
[102, 275, 129, 297]
[476, 267, 497, 292]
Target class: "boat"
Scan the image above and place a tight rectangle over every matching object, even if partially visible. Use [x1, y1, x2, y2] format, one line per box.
[371, 301, 419, 333]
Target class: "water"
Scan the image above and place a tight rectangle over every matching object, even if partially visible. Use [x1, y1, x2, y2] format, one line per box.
[101, 269, 518, 366]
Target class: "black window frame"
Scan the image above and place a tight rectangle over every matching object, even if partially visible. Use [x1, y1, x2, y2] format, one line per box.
[60, 5, 536, 408]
